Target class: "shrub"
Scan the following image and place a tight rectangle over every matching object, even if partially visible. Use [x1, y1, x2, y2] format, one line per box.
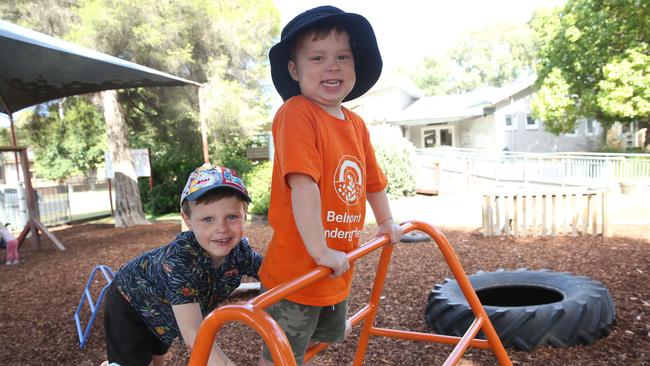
[140, 150, 202, 216]
[245, 161, 272, 216]
[369, 125, 416, 199]
[213, 128, 254, 178]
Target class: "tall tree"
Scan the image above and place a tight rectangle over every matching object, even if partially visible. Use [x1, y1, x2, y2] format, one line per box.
[18, 97, 107, 181]
[69, 0, 279, 220]
[2, 0, 280, 221]
[0, 0, 79, 36]
[408, 23, 536, 95]
[102, 90, 148, 226]
[531, 0, 650, 142]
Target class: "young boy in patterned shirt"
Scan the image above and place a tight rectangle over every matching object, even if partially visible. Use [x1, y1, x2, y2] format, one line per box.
[102, 164, 262, 366]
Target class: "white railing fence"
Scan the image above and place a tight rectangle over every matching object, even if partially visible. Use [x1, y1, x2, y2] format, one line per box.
[416, 148, 650, 188]
[482, 190, 611, 237]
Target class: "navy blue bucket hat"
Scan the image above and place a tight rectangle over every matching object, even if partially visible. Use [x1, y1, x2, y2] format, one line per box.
[269, 5, 382, 102]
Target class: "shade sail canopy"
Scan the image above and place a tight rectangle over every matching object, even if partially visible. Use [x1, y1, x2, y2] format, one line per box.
[0, 19, 199, 115]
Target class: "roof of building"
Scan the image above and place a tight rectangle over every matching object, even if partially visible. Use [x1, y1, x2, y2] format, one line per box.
[387, 75, 536, 125]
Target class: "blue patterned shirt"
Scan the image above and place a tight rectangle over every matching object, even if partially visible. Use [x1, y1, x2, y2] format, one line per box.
[113, 230, 262, 346]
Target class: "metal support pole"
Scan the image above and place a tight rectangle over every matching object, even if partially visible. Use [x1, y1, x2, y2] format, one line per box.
[198, 85, 210, 164]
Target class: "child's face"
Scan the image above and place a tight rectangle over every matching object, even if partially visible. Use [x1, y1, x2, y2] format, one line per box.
[181, 196, 246, 264]
[288, 29, 356, 115]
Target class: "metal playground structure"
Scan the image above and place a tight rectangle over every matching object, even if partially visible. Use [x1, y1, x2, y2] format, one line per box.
[188, 221, 512, 366]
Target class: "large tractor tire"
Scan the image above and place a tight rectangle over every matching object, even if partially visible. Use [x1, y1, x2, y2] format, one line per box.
[425, 269, 616, 351]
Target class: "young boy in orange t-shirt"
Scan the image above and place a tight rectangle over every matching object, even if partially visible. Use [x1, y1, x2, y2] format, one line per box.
[258, 6, 402, 365]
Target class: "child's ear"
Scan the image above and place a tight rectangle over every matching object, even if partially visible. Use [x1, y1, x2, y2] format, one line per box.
[181, 211, 192, 230]
[288, 60, 299, 81]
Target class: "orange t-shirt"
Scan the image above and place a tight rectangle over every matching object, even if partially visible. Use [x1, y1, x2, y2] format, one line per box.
[258, 96, 387, 306]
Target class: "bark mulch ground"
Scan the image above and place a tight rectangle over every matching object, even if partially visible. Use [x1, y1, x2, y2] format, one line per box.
[0, 221, 648, 365]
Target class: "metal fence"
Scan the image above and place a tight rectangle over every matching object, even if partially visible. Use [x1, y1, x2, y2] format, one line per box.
[0, 179, 112, 230]
[0, 186, 28, 229]
[36, 185, 72, 227]
[416, 148, 650, 189]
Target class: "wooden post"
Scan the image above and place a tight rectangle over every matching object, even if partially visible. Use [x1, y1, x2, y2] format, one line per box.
[541, 194, 547, 237]
[20, 149, 40, 249]
[571, 194, 578, 237]
[551, 194, 557, 237]
[495, 196, 501, 235]
[531, 194, 537, 236]
[513, 195, 519, 237]
[482, 195, 490, 236]
[591, 193, 598, 236]
[434, 162, 440, 194]
[504, 196, 511, 236]
[107, 178, 114, 216]
[582, 193, 590, 236]
[602, 191, 611, 237]
[198, 85, 210, 164]
[560, 194, 569, 235]
[521, 194, 528, 237]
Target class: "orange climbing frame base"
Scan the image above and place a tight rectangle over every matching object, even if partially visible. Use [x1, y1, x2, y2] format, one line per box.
[188, 221, 512, 366]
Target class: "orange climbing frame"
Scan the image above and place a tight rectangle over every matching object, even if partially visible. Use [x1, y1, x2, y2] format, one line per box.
[188, 220, 512, 366]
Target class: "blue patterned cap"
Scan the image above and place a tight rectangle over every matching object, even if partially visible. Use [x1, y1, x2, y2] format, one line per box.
[180, 164, 251, 206]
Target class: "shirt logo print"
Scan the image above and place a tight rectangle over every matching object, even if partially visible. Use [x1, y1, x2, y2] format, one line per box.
[333, 155, 363, 206]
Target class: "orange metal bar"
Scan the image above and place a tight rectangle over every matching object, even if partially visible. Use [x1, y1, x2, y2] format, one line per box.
[188, 221, 512, 366]
[353, 239, 396, 365]
[443, 317, 484, 366]
[416, 221, 512, 365]
[368, 327, 491, 349]
[189, 303, 297, 366]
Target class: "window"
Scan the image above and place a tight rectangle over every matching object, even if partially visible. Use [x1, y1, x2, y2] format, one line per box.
[422, 126, 455, 148]
[586, 119, 595, 135]
[424, 129, 437, 148]
[440, 128, 453, 146]
[504, 115, 516, 130]
[525, 115, 540, 130]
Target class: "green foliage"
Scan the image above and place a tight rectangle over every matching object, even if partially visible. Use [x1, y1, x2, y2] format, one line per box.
[597, 47, 650, 120]
[533, 0, 650, 134]
[70, 0, 280, 163]
[212, 128, 254, 178]
[245, 161, 272, 216]
[139, 147, 202, 215]
[0, 0, 79, 35]
[531, 68, 579, 134]
[18, 97, 107, 180]
[407, 23, 536, 95]
[4, 0, 280, 198]
[0, 128, 12, 146]
[369, 125, 416, 199]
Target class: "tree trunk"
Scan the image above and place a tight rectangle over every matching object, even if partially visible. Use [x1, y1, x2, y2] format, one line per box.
[85, 168, 97, 191]
[102, 90, 149, 227]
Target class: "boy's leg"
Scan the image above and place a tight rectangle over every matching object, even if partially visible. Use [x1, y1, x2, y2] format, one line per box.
[8, 239, 18, 264]
[104, 282, 170, 365]
[311, 298, 349, 344]
[259, 297, 349, 365]
[259, 298, 322, 365]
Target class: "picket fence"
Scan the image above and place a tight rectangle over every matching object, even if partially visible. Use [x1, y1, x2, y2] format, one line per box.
[482, 190, 610, 237]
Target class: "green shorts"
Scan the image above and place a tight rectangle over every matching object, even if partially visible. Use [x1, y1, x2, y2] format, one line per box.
[261, 291, 348, 365]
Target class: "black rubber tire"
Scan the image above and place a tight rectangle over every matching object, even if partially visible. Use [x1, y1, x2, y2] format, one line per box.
[400, 230, 431, 243]
[425, 269, 616, 351]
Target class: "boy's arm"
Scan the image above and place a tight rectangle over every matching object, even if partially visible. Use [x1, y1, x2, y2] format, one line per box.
[172, 303, 235, 366]
[367, 189, 402, 244]
[286, 173, 349, 277]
